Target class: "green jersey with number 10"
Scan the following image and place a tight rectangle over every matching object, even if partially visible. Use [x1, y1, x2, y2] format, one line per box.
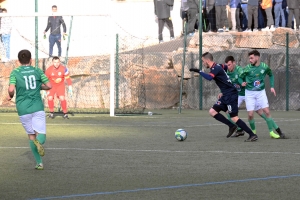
[240, 62, 274, 91]
[9, 66, 49, 116]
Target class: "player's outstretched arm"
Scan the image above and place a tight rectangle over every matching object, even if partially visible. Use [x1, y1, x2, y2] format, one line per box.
[190, 68, 213, 81]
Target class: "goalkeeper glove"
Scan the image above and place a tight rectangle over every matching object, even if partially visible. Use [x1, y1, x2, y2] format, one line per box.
[68, 86, 73, 97]
[189, 68, 201, 73]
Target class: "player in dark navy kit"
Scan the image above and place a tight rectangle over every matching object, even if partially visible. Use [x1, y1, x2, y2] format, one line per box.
[190, 52, 258, 142]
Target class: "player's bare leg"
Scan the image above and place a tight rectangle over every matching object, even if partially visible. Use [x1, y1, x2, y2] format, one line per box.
[247, 110, 256, 134]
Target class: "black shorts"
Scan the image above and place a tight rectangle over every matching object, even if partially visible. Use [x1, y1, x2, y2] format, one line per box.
[212, 92, 238, 117]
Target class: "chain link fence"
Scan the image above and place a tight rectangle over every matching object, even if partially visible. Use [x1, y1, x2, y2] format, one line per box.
[0, 12, 300, 113]
[115, 29, 300, 112]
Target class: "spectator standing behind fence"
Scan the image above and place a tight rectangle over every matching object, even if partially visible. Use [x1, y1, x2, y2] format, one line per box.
[215, 0, 230, 32]
[244, 0, 259, 32]
[286, 0, 300, 31]
[230, 0, 242, 32]
[44, 5, 67, 57]
[180, 0, 189, 35]
[206, 0, 217, 32]
[187, 0, 199, 36]
[0, 8, 12, 62]
[261, 0, 275, 31]
[241, 0, 248, 30]
[273, 0, 286, 28]
[154, 0, 175, 43]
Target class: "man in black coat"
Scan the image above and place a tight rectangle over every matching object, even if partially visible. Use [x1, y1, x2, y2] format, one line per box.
[154, 0, 175, 43]
[287, 0, 300, 30]
[206, 0, 217, 32]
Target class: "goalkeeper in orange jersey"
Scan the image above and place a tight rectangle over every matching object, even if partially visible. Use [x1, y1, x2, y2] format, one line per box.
[44, 56, 72, 119]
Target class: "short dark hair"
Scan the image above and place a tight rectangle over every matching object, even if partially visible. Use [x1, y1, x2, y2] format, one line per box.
[202, 52, 213, 61]
[225, 56, 235, 63]
[2, 8, 7, 12]
[52, 5, 57, 9]
[52, 56, 60, 61]
[248, 50, 260, 57]
[18, 50, 31, 65]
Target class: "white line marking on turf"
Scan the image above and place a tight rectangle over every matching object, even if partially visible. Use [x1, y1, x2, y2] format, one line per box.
[0, 118, 300, 127]
[1, 146, 300, 155]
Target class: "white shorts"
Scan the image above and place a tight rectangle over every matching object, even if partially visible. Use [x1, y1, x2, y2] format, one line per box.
[19, 111, 46, 134]
[238, 96, 246, 108]
[245, 89, 269, 111]
[238, 95, 260, 111]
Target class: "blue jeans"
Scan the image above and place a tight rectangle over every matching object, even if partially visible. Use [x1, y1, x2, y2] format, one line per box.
[241, 4, 248, 30]
[258, 6, 265, 29]
[2, 34, 10, 59]
[274, 3, 286, 27]
[49, 34, 62, 57]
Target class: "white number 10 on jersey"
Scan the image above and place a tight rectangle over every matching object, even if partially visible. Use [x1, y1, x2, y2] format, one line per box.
[23, 75, 36, 90]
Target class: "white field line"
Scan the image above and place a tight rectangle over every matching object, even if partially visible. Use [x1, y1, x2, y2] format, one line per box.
[1, 146, 300, 155]
[0, 118, 300, 127]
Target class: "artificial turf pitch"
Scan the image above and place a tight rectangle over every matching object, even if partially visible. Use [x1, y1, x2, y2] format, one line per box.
[0, 110, 300, 200]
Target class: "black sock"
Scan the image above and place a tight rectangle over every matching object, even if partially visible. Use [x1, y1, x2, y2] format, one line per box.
[235, 119, 255, 136]
[213, 113, 234, 127]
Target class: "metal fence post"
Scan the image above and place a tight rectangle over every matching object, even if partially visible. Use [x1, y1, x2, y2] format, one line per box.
[286, 32, 289, 111]
[199, 0, 203, 110]
[179, 21, 187, 114]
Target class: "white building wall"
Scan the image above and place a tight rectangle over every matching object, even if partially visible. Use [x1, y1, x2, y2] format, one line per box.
[2, 0, 182, 59]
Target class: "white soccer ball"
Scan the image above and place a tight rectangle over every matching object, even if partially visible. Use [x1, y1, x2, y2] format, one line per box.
[175, 129, 187, 141]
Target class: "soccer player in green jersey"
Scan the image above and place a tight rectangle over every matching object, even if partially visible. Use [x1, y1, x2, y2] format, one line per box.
[239, 50, 286, 139]
[224, 55, 284, 138]
[7, 50, 52, 170]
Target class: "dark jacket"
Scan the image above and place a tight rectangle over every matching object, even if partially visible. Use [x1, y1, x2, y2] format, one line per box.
[45, 16, 67, 35]
[215, 0, 229, 6]
[248, 0, 259, 5]
[206, 0, 215, 6]
[187, 0, 199, 9]
[287, 0, 300, 8]
[154, 0, 174, 19]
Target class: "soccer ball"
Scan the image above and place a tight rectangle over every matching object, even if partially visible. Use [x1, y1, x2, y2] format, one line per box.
[175, 129, 187, 141]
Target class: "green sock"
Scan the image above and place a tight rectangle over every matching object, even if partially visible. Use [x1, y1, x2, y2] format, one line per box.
[29, 140, 42, 164]
[226, 113, 236, 125]
[248, 119, 256, 131]
[265, 117, 274, 132]
[261, 114, 279, 130]
[37, 134, 46, 145]
[272, 119, 279, 129]
[260, 113, 267, 120]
